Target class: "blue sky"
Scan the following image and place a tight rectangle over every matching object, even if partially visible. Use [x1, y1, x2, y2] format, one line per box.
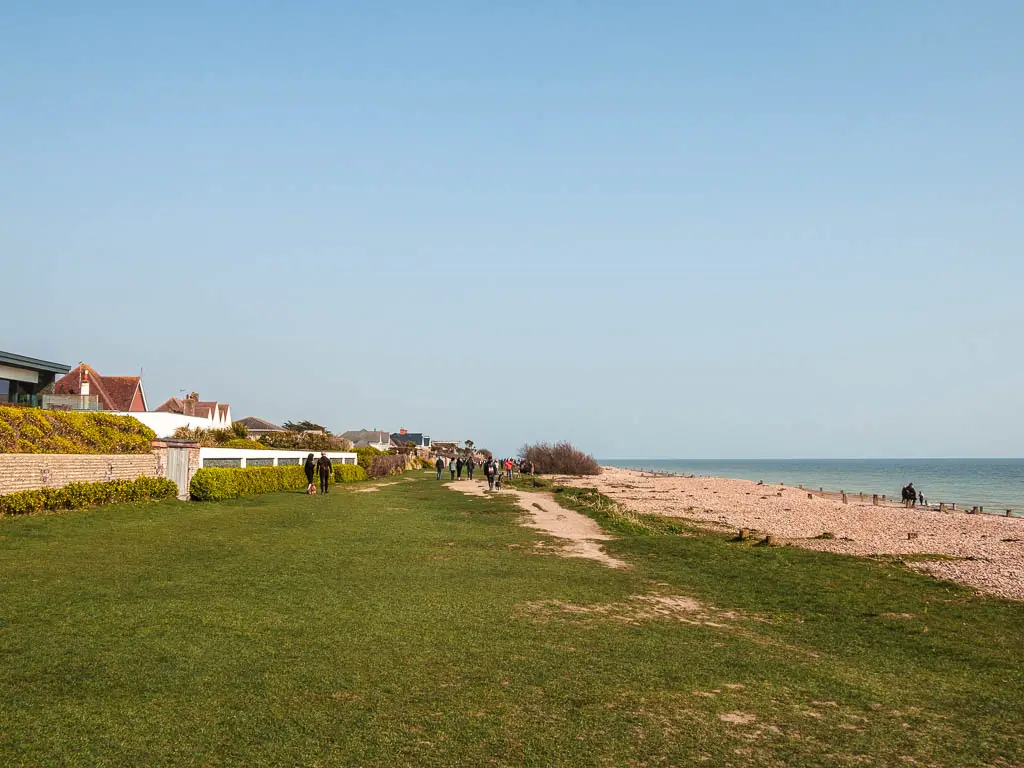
[2, 2, 1021, 458]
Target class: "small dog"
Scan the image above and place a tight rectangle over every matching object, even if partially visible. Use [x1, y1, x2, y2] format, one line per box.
[306, 482, 317, 496]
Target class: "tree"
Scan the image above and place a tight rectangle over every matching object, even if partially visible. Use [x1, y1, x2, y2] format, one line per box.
[283, 420, 326, 432]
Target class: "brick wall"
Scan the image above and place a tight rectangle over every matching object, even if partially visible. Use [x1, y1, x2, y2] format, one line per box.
[0, 454, 160, 495]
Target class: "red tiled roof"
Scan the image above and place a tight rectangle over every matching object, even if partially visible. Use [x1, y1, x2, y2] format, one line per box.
[54, 364, 144, 412]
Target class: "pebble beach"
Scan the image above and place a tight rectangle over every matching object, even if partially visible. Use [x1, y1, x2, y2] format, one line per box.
[557, 467, 1024, 601]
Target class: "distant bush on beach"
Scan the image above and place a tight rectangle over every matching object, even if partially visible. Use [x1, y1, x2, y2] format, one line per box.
[519, 442, 601, 476]
[0, 406, 155, 454]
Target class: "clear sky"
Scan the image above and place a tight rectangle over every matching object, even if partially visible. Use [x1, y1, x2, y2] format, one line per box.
[2, 2, 1021, 458]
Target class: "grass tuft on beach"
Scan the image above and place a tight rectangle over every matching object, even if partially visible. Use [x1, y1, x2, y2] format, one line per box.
[1, 471, 1022, 766]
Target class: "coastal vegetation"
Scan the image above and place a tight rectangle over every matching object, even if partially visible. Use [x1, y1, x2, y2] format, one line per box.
[519, 440, 601, 475]
[189, 464, 335, 501]
[0, 476, 177, 516]
[0, 406, 156, 454]
[0, 471, 1021, 766]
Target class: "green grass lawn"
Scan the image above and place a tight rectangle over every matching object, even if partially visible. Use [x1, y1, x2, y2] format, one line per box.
[1, 471, 1022, 767]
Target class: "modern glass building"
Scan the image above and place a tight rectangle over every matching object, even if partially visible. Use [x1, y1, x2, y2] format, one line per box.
[0, 351, 71, 407]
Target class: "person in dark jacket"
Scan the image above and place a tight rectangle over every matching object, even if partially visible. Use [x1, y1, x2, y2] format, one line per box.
[316, 452, 333, 494]
[484, 458, 496, 490]
[435, 456, 444, 480]
[456, 457, 464, 479]
[304, 453, 316, 491]
[466, 457, 475, 480]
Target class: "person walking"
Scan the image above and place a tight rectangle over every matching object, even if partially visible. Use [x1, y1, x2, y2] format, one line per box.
[304, 453, 316, 494]
[449, 457, 457, 481]
[466, 457, 475, 480]
[316, 452, 333, 495]
[918, 490, 925, 506]
[435, 456, 444, 480]
[456, 457, 464, 479]
[504, 458, 513, 481]
[485, 457, 496, 490]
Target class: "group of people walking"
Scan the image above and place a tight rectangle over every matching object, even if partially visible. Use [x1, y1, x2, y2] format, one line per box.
[434, 455, 536, 490]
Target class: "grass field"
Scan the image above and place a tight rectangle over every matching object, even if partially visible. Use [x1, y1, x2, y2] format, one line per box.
[1, 471, 1022, 766]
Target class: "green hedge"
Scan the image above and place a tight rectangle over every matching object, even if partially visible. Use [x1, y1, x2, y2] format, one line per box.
[0, 406, 156, 454]
[222, 438, 267, 449]
[334, 464, 368, 483]
[0, 476, 178, 516]
[189, 465, 334, 501]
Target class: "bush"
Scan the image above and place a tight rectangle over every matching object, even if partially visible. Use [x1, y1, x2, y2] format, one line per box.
[258, 431, 353, 451]
[369, 454, 407, 478]
[189, 465, 331, 501]
[0, 407, 156, 454]
[223, 438, 267, 450]
[171, 426, 248, 447]
[519, 441, 601, 476]
[354, 446, 385, 471]
[334, 464, 368, 483]
[0, 476, 178, 516]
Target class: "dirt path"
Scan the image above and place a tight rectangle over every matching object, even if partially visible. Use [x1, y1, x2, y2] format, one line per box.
[444, 480, 628, 569]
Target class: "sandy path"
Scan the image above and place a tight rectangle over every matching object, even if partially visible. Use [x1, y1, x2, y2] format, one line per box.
[555, 468, 1024, 600]
[444, 480, 628, 569]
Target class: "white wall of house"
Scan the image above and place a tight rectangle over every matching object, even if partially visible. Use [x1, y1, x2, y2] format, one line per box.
[113, 411, 221, 437]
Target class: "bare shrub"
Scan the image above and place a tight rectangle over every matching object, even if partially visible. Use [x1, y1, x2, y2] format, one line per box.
[369, 454, 406, 478]
[519, 442, 601, 476]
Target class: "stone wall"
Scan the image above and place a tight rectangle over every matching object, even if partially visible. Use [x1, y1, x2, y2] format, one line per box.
[0, 454, 160, 495]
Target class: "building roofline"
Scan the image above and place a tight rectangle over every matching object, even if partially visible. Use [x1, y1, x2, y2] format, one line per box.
[0, 351, 71, 375]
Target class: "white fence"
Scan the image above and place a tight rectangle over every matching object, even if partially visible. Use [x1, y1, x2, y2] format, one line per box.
[198, 447, 357, 469]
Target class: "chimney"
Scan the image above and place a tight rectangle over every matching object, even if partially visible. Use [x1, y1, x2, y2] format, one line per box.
[80, 367, 90, 397]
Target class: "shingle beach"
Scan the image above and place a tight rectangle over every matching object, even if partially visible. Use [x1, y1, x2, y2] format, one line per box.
[558, 467, 1024, 601]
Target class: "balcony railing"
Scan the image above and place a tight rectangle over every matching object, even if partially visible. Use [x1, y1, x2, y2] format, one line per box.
[41, 394, 102, 411]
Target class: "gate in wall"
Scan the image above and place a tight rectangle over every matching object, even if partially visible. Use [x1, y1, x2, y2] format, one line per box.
[166, 446, 191, 500]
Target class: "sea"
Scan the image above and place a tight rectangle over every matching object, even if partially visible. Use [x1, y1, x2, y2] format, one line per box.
[601, 459, 1024, 515]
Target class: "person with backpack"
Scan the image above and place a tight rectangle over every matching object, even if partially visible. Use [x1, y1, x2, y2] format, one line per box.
[316, 452, 333, 495]
[304, 453, 316, 494]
